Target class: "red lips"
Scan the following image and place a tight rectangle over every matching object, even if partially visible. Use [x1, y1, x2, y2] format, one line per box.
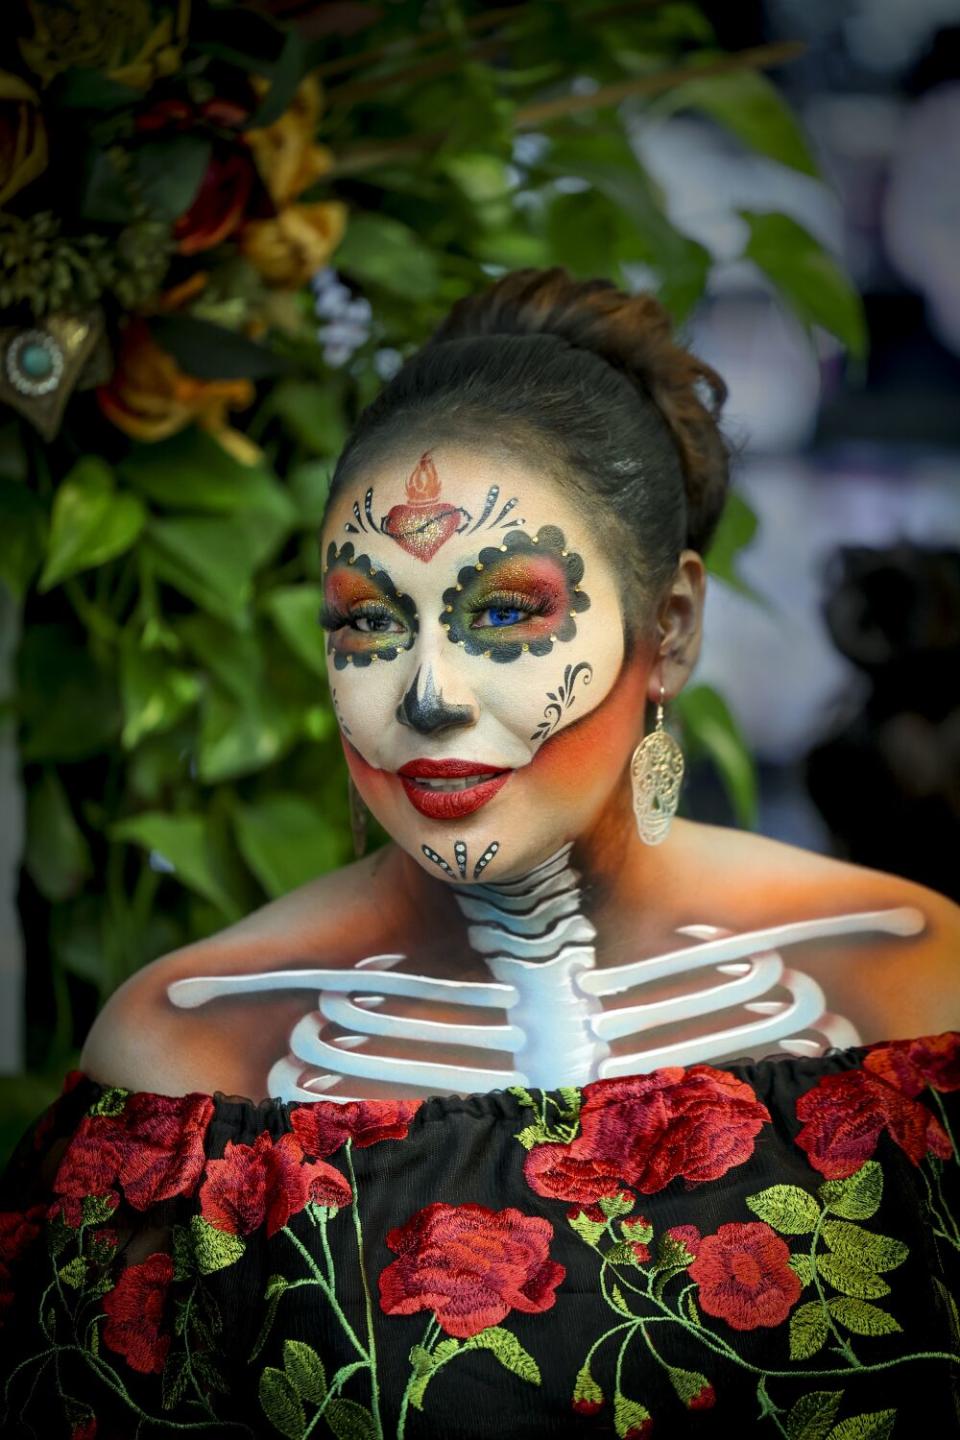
[397, 759, 512, 819]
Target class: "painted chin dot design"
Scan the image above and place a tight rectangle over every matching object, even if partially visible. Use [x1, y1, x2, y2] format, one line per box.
[422, 839, 501, 882]
[321, 540, 418, 669]
[440, 525, 590, 663]
[531, 661, 594, 742]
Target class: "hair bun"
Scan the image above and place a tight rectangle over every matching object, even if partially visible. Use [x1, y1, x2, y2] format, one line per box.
[428, 266, 730, 555]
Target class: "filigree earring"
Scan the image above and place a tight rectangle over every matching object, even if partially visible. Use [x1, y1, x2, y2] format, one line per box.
[347, 775, 369, 859]
[631, 680, 684, 845]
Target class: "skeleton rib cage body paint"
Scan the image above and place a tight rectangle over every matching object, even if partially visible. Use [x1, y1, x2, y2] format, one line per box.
[167, 843, 926, 1104]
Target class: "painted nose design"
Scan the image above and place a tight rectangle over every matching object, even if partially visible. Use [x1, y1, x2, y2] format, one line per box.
[396, 665, 476, 734]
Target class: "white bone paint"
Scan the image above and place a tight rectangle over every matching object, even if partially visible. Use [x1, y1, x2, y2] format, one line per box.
[167, 843, 925, 1102]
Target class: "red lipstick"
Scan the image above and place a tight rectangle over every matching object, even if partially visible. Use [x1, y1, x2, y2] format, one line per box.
[397, 759, 512, 819]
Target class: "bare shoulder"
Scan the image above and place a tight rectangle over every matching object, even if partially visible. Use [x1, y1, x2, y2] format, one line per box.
[675, 818, 960, 1039]
[80, 848, 398, 1097]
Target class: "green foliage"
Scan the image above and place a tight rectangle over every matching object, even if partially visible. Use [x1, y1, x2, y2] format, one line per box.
[1, 0, 867, 1113]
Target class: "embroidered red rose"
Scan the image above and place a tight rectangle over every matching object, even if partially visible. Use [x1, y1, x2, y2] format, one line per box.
[621, 1216, 653, 1263]
[863, 1032, 960, 1098]
[102, 1253, 174, 1373]
[290, 1097, 422, 1158]
[52, 1092, 214, 1212]
[379, 1201, 566, 1339]
[524, 1066, 770, 1203]
[689, 1221, 802, 1331]
[199, 1131, 351, 1237]
[665, 1224, 703, 1260]
[70, 1417, 97, 1440]
[795, 1069, 953, 1179]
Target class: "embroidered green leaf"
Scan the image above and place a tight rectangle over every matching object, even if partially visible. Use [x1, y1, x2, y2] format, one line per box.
[172, 1224, 195, 1282]
[555, 1086, 582, 1118]
[684, 1290, 700, 1324]
[819, 1162, 883, 1221]
[933, 1275, 960, 1345]
[515, 1125, 550, 1150]
[745, 1184, 821, 1234]
[189, 1215, 246, 1274]
[81, 1196, 118, 1226]
[409, 1344, 434, 1377]
[88, 1087, 127, 1117]
[821, 1221, 908, 1273]
[173, 1296, 189, 1337]
[611, 1283, 632, 1315]
[434, 1338, 460, 1363]
[784, 1389, 843, 1440]
[58, 1257, 87, 1289]
[407, 1369, 433, 1412]
[827, 1299, 902, 1337]
[598, 1191, 634, 1219]
[506, 1086, 537, 1111]
[614, 1393, 652, 1438]
[789, 1300, 830, 1360]
[259, 1366, 306, 1439]
[620, 1216, 652, 1243]
[325, 1397, 379, 1439]
[816, 1253, 891, 1300]
[657, 1232, 697, 1267]
[163, 1351, 190, 1411]
[827, 1411, 896, 1440]
[789, 1253, 815, 1287]
[47, 1216, 71, 1256]
[573, 1362, 604, 1410]
[194, 1351, 230, 1394]
[568, 1210, 606, 1245]
[283, 1339, 327, 1405]
[249, 1276, 289, 1362]
[463, 1326, 541, 1384]
[606, 1242, 644, 1267]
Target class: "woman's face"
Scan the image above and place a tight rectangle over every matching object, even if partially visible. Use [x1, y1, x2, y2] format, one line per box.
[320, 442, 652, 884]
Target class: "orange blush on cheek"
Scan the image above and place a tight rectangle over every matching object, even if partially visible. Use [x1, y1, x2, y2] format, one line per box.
[527, 655, 648, 790]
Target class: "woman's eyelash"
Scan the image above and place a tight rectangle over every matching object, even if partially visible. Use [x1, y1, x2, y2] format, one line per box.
[466, 590, 552, 619]
[318, 602, 397, 632]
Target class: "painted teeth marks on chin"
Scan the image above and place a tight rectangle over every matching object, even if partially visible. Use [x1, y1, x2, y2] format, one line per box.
[531, 660, 594, 743]
[422, 840, 501, 882]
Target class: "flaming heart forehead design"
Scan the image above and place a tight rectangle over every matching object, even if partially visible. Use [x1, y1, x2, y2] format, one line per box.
[382, 451, 469, 561]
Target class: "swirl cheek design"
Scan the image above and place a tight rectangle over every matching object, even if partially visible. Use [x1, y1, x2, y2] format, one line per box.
[439, 525, 591, 664]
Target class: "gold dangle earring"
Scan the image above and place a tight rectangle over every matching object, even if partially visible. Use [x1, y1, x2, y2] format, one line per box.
[347, 775, 369, 859]
[631, 679, 684, 845]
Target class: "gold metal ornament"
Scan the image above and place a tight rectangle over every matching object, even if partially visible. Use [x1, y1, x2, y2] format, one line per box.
[347, 774, 369, 859]
[631, 681, 684, 845]
[0, 308, 108, 440]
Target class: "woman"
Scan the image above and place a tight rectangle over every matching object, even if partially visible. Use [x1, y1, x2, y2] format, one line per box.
[3, 268, 959, 1438]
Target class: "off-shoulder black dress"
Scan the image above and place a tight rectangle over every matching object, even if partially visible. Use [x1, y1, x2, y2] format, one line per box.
[2, 1033, 959, 1439]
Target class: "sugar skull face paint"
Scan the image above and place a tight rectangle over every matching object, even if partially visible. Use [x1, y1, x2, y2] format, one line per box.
[320, 444, 636, 884]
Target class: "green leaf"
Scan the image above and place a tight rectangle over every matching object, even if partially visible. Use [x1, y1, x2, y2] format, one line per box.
[567, 1209, 606, 1246]
[703, 491, 769, 607]
[189, 1215, 246, 1275]
[826, 1298, 901, 1338]
[259, 1366, 306, 1440]
[744, 1184, 821, 1234]
[233, 793, 342, 897]
[740, 211, 867, 359]
[288, 460, 332, 527]
[24, 768, 92, 902]
[39, 458, 146, 592]
[816, 1253, 890, 1300]
[119, 637, 201, 750]
[283, 1339, 326, 1405]
[197, 682, 303, 784]
[666, 1366, 713, 1408]
[163, 1351, 190, 1411]
[264, 586, 328, 676]
[573, 1361, 604, 1410]
[109, 812, 245, 921]
[150, 315, 292, 381]
[827, 1414, 895, 1440]
[674, 682, 758, 829]
[325, 1397, 379, 1440]
[333, 214, 441, 300]
[249, 1276, 288, 1362]
[17, 624, 120, 761]
[818, 1162, 883, 1221]
[657, 1232, 696, 1267]
[0, 479, 47, 598]
[820, 1221, 908, 1274]
[268, 381, 348, 456]
[789, 1300, 829, 1360]
[132, 135, 212, 223]
[58, 1256, 87, 1288]
[147, 508, 291, 620]
[597, 1191, 634, 1220]
[789, 1253, 815, 1288]
[120, 427, 294, 516]
[614, 1394, 652, 1439]
[659, 66, 818, 176]
[785, 1389, 843, 1440]
[177, 615, 260, 702]
[462, 1326, 540, 1384]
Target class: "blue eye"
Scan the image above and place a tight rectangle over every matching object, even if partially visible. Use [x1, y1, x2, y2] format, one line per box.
[481, 606, 524, 628]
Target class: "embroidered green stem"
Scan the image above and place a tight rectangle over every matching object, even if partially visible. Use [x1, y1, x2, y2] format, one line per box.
[614, 1320, 641, 1394]
[281, 1224, 368, 1360]
[808, 1209, 861, 1367]
[397, 1315, 435, 1440]
[931, 1092, 959, 1167]
[919, 1166, 959, 1249]
[303, 1361, 369, 1438]
[344, 1140, 384, 1439]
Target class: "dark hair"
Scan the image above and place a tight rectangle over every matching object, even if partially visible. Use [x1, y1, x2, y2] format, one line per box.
[324, 266, 731, 643]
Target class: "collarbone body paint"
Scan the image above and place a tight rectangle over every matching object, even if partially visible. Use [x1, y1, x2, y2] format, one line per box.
[166, 842, 926, 1104]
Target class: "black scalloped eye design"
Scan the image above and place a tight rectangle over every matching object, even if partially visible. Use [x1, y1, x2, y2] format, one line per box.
[439, 525, 591, 664]
[323, 541, 418, 670]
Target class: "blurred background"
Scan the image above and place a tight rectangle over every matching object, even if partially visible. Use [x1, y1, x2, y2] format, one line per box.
[1, 0, 958, 1153]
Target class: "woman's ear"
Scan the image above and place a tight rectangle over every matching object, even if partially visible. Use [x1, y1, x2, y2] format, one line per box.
[654, 549, 706, 697]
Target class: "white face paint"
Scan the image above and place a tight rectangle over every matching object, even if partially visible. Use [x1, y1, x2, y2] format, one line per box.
[320, 444, 636, 885]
